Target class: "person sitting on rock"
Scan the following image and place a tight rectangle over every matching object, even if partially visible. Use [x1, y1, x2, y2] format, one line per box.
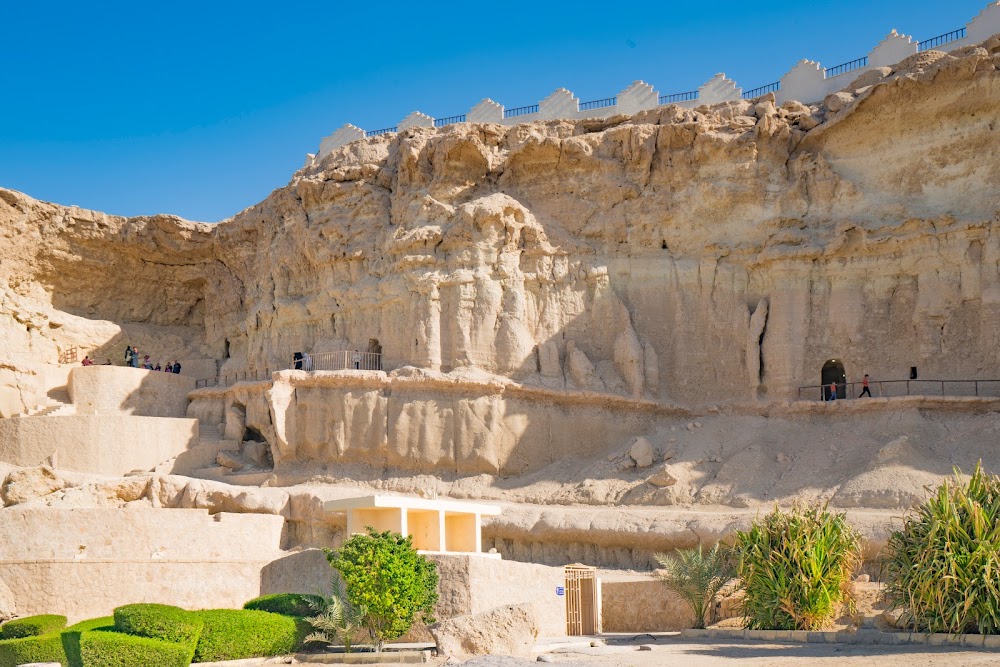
[141, 354, 151, 369]
[154, 363, 162, 371]
[172, 361, 182, 374]
[104, 359, 112, 365]
[81, 356, 94, 366]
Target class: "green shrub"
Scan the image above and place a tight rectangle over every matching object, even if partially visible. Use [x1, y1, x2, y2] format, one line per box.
[113, 603, 203, 646]
[0, 630, 67, 667]
[243, 593, 326, 617]
[303, 580, 364, 652]
[655, 544, 735, 629]
[62, 617, 116, 667]
[79, 628, 194, 667]
[191, 609, 309, 662]
[734, 505, 861, 631]
[0, 614, 67, 639]
[327, 528, 439, 652]
[884, 463, 1000, 635]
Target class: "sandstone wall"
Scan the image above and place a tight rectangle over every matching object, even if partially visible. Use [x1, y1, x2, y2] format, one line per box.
[0, 507, 332, 622]
[600, 574, 692, 632]
[69, 366, 195, 418]
[0, 416, 198, 475]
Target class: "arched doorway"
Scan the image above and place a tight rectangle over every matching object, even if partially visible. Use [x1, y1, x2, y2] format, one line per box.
[821, 359, 847, 400]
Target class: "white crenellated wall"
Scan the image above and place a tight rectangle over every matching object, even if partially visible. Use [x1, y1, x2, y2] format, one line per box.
[313, 1, 1000, 160]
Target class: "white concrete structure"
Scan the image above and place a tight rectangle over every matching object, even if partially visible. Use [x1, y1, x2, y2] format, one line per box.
[313, 2, 1000, 160]
[323, 494, 501, 555]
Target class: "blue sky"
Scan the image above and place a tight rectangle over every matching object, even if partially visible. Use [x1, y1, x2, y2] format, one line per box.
[0, 0, 987, 222]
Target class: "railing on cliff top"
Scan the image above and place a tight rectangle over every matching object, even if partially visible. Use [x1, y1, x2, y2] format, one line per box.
[313, 4, 999, 160]
[193, 351, 385, 388]
[797, 379, 1000, 401]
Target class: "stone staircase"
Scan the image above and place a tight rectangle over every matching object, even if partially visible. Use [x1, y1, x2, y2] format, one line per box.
[31, 387, 75, 417]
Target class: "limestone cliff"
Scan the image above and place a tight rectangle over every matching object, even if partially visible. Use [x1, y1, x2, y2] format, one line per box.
[3, 37, 1000, 414]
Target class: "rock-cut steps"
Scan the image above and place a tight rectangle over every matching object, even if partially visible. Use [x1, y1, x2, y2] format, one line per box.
[154, 422, 238, 476]
[31, 387, 76, 417]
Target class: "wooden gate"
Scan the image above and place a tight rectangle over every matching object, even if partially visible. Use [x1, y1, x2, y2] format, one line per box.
[565, 565, 602, 636]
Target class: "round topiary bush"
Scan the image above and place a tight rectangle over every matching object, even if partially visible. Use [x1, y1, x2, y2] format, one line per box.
[191, 609, 309, 663]
[0, 614, 67, 639]
[243, 593, 325, 617]
[113, 603, 203, 646]
[884, 463, 1000, 635]
[734, 505, 861, 631]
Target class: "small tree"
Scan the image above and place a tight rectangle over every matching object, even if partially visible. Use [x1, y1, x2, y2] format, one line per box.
[655, 544, 734, 629]
[326, 528, 439, 652]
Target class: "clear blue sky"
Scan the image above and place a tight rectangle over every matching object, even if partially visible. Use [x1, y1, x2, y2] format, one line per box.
[0, 0, 987, 222]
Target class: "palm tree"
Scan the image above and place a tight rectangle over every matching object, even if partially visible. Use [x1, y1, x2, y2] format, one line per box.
[655, 544, 734, 629]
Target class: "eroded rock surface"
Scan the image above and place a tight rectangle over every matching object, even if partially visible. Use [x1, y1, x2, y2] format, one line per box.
[431, 603, 540, 657]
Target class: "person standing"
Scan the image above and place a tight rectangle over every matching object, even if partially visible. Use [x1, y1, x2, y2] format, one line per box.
[829, 381, 838, 401]
[859, 374, 872, 398]
[131, 346, 140, 368]
[352, 349, 361, 370]
[124, 345, 134, 367]
[303, 352, 313, 371]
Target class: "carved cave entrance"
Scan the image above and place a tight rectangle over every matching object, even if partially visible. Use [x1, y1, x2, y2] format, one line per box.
[821, 359, 847, 400]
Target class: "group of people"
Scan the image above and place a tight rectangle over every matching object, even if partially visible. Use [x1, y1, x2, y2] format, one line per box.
[81, 348, 183, 373]
[826, 374, 872, 400]
[111, 346, 184, 373]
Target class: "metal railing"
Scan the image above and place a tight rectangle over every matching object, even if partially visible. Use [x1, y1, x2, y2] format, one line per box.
[919, 28, 966, 51]
[295, 351, 383, 371]
[797, 379, 1000, 401]
[742, 81, 781, 100]
[659, 90, 699, 105]
[825, 56, 868, 78]
[503, 104, 539, 119]
[433, 114, 466, 127]
[365, 127, 397, 137]
[579, 96, 617, 111]
[195, 368, 275, 389]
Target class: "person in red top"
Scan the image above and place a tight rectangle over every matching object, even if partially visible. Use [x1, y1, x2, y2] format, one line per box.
[81, 356, 94, 366]
[859, 374, 871, 397]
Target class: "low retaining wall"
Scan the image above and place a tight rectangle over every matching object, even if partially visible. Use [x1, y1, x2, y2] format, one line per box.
[0, 507, 331, 622]
[681, 627, 1000, 649]
[70, 365, 195, 418]
[600, 575, 690, 632]
[0, 415, 198, 475]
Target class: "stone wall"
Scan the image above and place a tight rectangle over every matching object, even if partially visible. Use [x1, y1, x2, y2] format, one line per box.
[0, 416, 198, 475]
[0, 507, 333, 622]
[69, 366, 195, 418]
[600, 574, 691, 632]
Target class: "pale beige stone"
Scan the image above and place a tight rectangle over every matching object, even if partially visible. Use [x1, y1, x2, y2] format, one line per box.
[1, 466, 66, 506]
[431, 603, 539, 657]
[629, 438, 654, 468]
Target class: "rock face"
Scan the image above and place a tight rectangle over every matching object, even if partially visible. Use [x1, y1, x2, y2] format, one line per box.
[431, 603, 540, 657]
[3, 38, 1000, 412]
[1, 466, 66, 506]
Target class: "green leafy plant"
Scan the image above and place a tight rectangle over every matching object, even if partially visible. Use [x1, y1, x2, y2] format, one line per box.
[113, 603, 203, 647]
[0, 616, 113, 667]
[0, 614, 67, 639]
[655, 544, 734, 629]
[734, 505, 861, 631]
[883, 463, 1000, 635]
[304, 580, 366, 652]
[327, 528, 439, 652]
[79, 627, 194, 667]
[190, 609, 309, 662]
[243, 593, 326, 618]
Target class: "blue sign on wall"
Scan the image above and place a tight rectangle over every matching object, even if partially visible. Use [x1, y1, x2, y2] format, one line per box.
[556, 586, 565, 596]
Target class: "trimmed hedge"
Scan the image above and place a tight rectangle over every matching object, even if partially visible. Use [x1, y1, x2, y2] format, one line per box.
[113, 603, 203, 646]
[0, 616, 112, 667]
[0, 630, 67, 667]
[0, 614, 68, 639]
[243, 593, 325, 618]
[79, 628, 194, 667]
[192, 609, 309, 662]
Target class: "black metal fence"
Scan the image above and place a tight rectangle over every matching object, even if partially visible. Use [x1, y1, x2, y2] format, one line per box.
[825, 56, 868, 78]
[195, 368, 276, 389]
[742, 81, 781, 100]
[918, 28, 966, 51]
[579, 97, 617, 111]
[797, 379, 1000, 401]
[503, 104, 539, 119]
[433, 114, 466, 127]
[659, 90, 699, 105]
